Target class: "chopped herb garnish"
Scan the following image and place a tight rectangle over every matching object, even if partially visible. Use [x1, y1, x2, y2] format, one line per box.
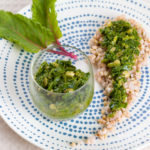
[100, 20, 140, 114]
[35, 60, 90, 93]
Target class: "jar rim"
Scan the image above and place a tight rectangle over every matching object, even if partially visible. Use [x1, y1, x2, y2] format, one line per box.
[30, 44, 94, 95]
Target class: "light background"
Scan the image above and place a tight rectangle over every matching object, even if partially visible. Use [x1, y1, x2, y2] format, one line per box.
[0, 0, 149, 150]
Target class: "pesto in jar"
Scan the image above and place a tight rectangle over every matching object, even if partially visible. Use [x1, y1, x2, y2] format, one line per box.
[100, 20, 140, 116]
[35, 60, 90, 93]
[30, 59, 93, 119]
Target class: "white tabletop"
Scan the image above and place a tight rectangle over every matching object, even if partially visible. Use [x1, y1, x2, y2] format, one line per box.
[0, 0, 150, 150]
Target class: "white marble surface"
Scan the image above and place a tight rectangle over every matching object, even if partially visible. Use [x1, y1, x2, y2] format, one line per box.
[0, 0, 150, 150]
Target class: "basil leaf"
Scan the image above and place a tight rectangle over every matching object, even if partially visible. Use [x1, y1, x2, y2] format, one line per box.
[0, 10, 55, 53]
[32, 0, 62, 39]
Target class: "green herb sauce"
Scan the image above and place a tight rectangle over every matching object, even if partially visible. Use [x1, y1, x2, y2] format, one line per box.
[35, 60, 90, 93]
[30, 60, 93, 119]
[100, 20, 140, 116]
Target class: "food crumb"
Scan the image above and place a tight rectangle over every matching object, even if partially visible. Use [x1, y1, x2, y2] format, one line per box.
[84, 136, 95, 144]
[70, 142, 77, 147]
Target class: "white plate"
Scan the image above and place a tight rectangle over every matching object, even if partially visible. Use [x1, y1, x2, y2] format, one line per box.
[0, 0, 150, 149]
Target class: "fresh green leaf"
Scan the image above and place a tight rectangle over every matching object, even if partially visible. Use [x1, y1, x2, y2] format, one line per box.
[0, 10, 55, 53]
[32, 0, 62, 40]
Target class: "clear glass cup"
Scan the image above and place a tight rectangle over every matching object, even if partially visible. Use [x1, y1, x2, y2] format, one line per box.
[29, 44, 94, 120]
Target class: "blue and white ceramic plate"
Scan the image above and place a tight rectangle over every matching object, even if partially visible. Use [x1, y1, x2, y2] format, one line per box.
[0, 0, 150, 149]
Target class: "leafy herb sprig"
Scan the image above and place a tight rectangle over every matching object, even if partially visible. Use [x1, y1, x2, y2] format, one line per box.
[0, 0, 77, 59]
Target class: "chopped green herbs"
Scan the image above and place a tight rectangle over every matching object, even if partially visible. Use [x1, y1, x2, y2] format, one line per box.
[30, 60, 93, 119]
[30, 82, 94, 119]
[35, 60, 90, 93]
[100, 20, 140, 114]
